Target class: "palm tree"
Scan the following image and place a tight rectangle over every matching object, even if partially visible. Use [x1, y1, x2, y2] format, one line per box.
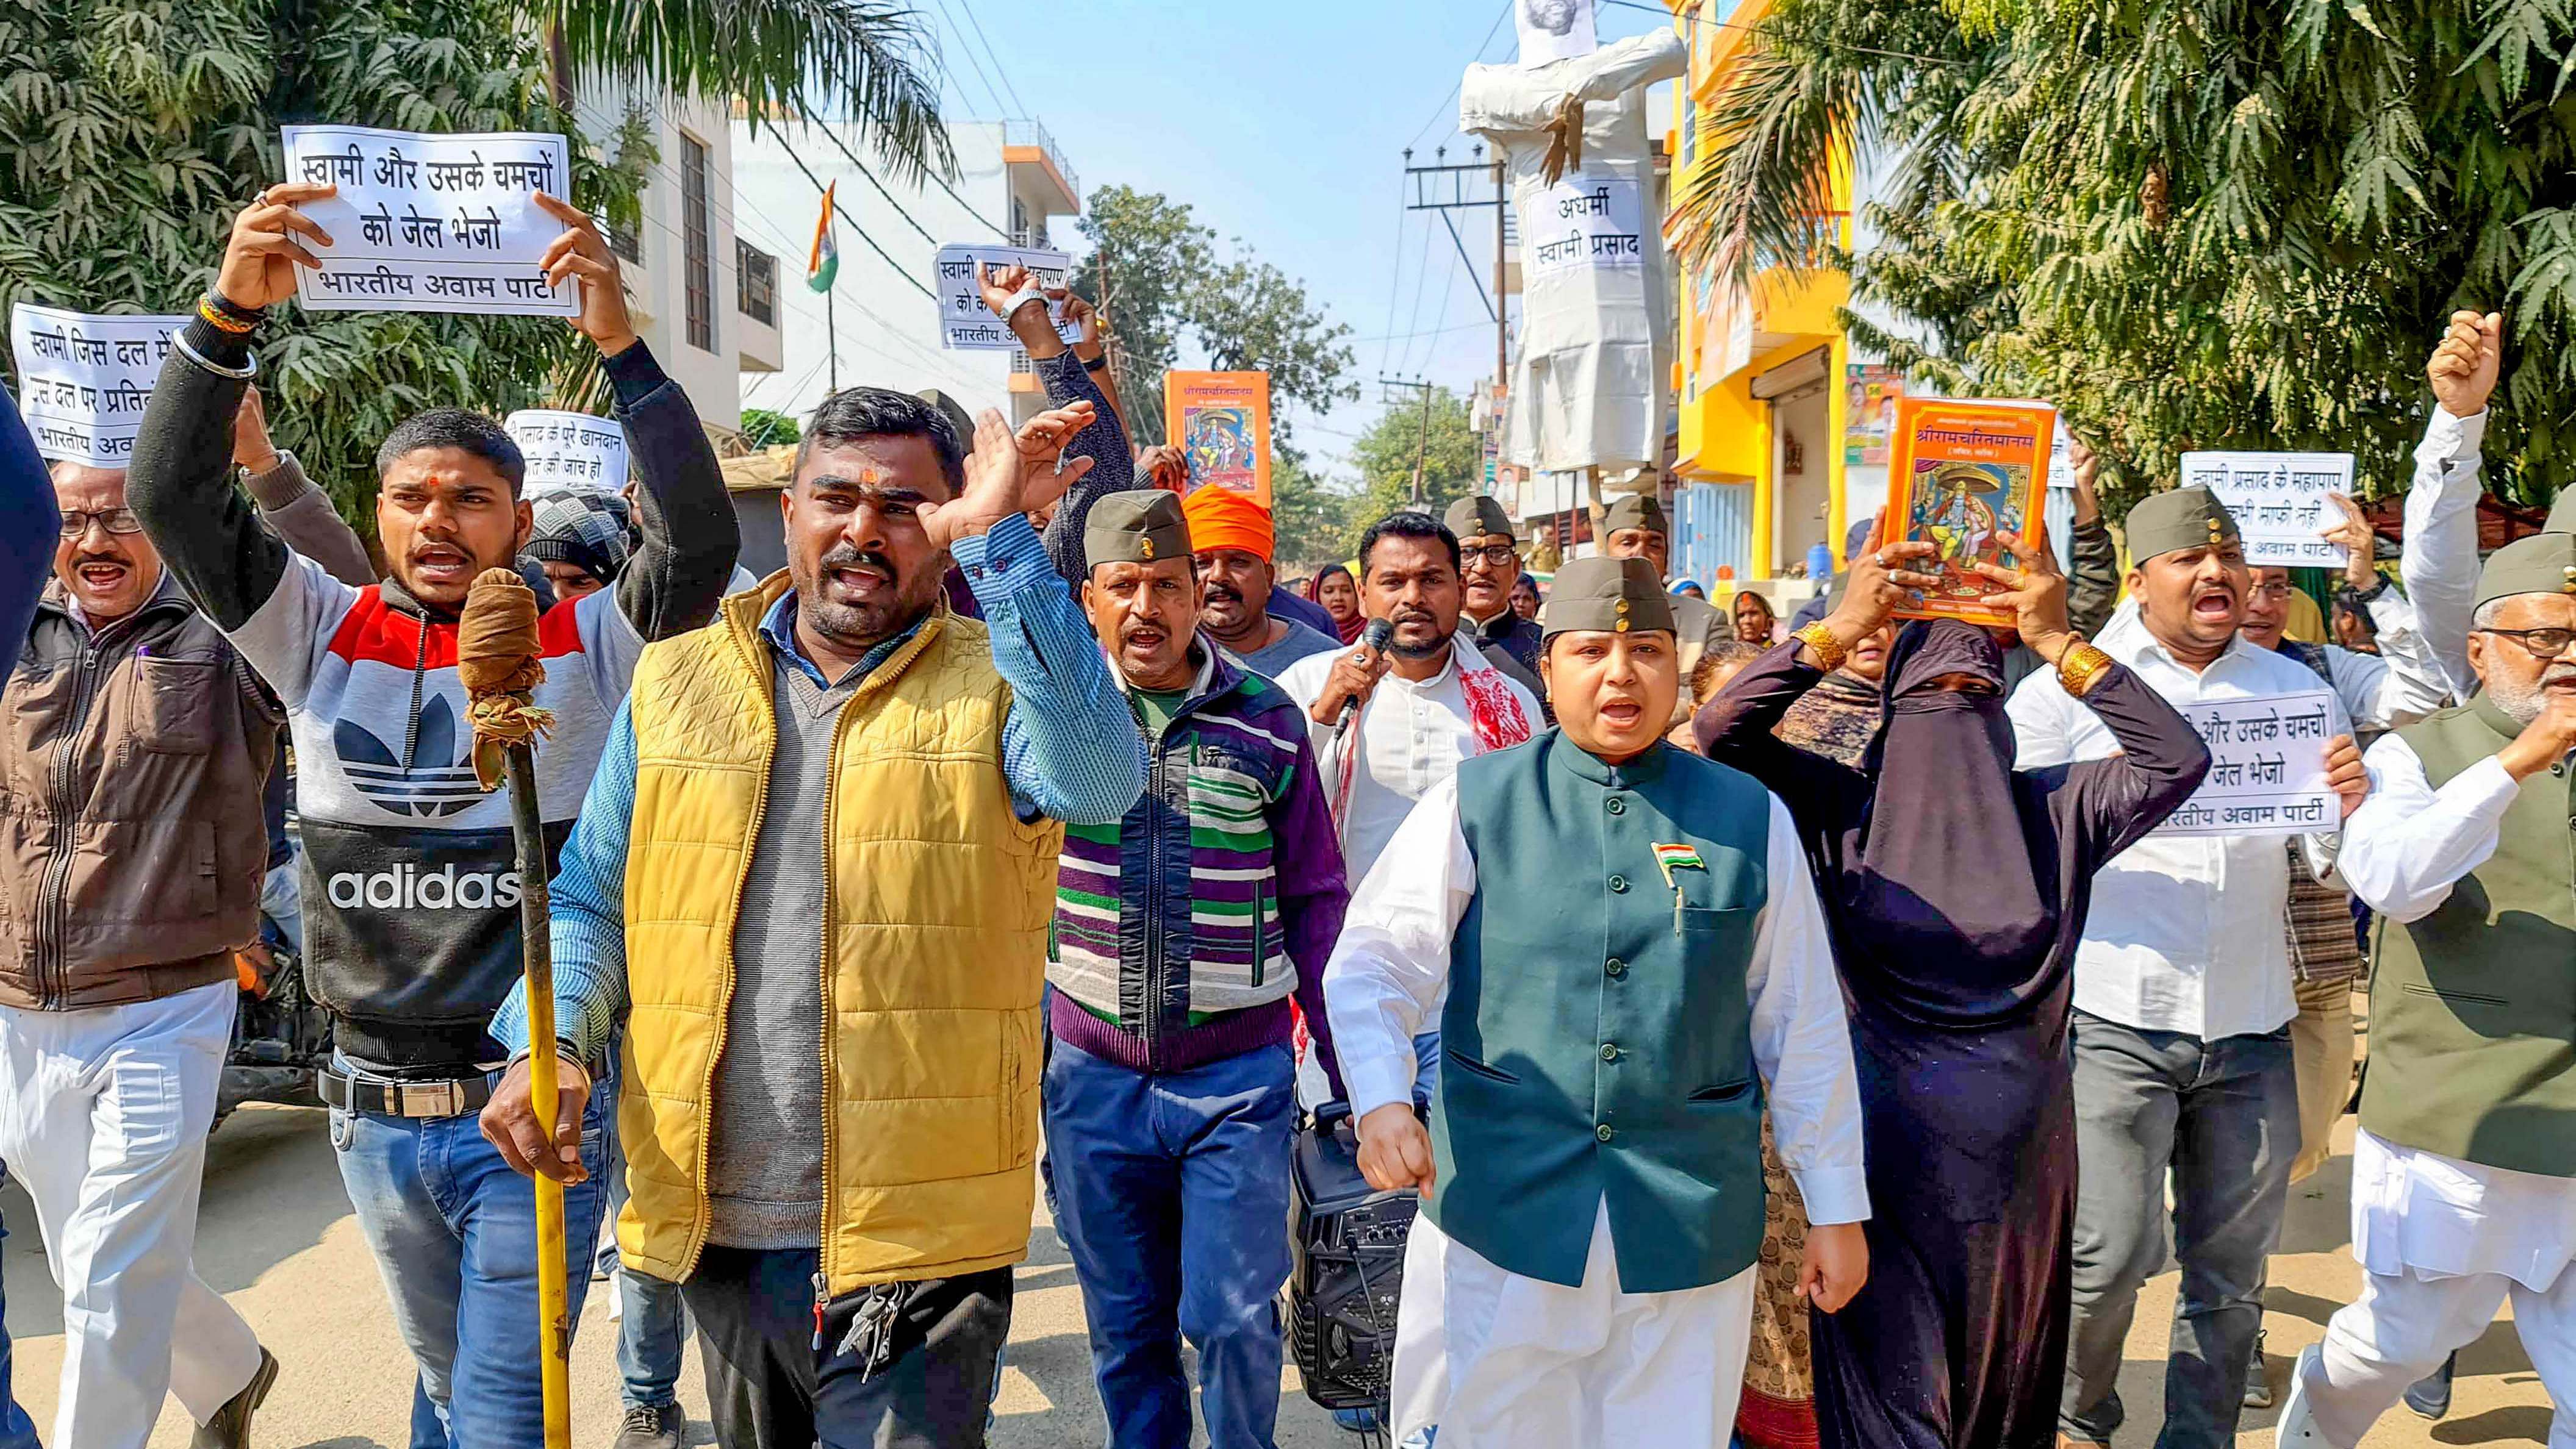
[540, 0, 952, 181]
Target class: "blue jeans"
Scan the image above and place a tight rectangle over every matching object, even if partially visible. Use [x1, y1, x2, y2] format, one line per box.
[331, 1070, 609, 1449]
[1045, 1039, 1296, 1449]
[2059, 1013, 2297, 1448]
[0, 1164, 37, 1449]
[597, 1054, 687, 1411]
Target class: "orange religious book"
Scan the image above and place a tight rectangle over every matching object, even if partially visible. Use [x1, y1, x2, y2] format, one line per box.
[1879, 398, 2053, 629]
[1163, 371, 1272, 507]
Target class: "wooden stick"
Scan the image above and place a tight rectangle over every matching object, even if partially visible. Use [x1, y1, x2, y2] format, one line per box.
[505, 742, 572, 1449]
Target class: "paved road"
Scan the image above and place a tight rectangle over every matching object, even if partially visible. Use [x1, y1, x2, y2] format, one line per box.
[0, 1107, 2552, 1447]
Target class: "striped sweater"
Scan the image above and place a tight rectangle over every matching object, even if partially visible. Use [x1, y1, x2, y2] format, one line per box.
[1050, 645, 1347, 1093]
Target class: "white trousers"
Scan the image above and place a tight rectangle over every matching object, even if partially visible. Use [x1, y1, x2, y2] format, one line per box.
[2298, 1261, 2576, 1448]
[0, 984, 262, 1449]
[1391, 1199, 1754, 1449]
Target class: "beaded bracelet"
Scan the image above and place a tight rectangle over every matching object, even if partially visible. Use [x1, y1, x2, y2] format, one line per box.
[196, 292, 259, 335]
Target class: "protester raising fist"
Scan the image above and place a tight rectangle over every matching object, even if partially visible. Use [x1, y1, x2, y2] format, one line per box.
[2428, 309, 2503, 418]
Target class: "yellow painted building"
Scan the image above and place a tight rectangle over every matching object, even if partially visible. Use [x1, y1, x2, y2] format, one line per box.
[1662, 0, 1860, 586]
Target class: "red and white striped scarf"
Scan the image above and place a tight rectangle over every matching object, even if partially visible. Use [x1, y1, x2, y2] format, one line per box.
[1329, 642, 1535, 831]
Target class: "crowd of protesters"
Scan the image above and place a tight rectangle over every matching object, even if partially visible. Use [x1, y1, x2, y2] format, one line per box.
[0, 176, 2566, 1449]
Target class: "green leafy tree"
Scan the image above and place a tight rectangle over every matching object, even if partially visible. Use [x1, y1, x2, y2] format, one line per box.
[0, 0, 943, 527]
[1674, 0, 2576, 512]
[1346, 387, 1481, 551]
[741, 406, 802, 448]
[1070, 184, 1358, 442]
[1269, 443, 1358, 571]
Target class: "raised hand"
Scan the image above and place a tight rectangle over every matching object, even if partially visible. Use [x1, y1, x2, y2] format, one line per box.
[2067, 434, 2103, 526]
[1970, 529, 2076, 662]
[921, 404, 1099, 549]
[1135, 443, 1188, 490]
[2500, 693, 2576, 781]
[2318, 493, 2381, 590]
[533, 193, 637, 357]
[976, 262, 1041, 321]
[2428, 309, 2503, 418]
[216, 182, 339, 311]
[1820, 509, 1940, 653]
[232, 385, 279, 475]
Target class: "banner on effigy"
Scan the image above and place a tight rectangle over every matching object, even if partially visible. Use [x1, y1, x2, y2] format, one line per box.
[281, 126, 578, 318]
[503, 409, 628, 496]
[1524, 172, 1645, 279]
[931, 243, 1080, 351]
[2178, 450, 2356, 569]
[9, 304, 187, 466]
[2151, 688, 2341, 837]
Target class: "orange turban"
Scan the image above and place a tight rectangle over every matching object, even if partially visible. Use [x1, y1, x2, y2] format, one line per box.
[1180, 485, 1274, 562]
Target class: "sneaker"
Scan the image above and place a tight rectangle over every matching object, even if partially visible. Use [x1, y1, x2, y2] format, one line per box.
[2242, 1328, 2274, 1410]
[2275, 1343, 2331, 1447]
[192, 1348, 279, 1449]
[613, 1401, 685, 1449]
[2402, 1349, 2457, 1420]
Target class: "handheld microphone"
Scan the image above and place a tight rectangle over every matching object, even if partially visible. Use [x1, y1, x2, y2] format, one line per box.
[1336, 617, 1396, 729]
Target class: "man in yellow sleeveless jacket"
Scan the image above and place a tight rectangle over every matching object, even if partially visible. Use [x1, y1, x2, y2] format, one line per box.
[481, 388, 1145, 1447]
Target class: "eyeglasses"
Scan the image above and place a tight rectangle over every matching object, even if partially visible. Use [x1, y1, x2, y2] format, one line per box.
[1460, 544, 1520, 567]
[2247, 582, 2297, 602]
[2477, 626, 2576, 660]
[58, 508, 143, 538]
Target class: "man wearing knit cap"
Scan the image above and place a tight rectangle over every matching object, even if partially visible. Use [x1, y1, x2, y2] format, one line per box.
[1181, 484, 1341, 679]
[523, 488, 633, 603]
[2277, 532, 2576, 1448]
[1054, 489, 1350, 1449]
[1324, 554, 1867, 1449]
[2010, 486, 2372, 1448]
[1599, 493, 1730, 724]
[1445, 493, 1546, 704]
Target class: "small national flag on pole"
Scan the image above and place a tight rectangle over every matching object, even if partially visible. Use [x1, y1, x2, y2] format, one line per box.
[806, 182, 839, 293]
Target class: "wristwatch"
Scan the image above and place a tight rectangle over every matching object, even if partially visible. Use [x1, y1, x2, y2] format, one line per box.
[2344, 575, 2391, 605]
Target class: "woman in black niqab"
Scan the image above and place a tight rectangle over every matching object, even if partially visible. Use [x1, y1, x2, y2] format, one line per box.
[1695, 535, 2209, 1449]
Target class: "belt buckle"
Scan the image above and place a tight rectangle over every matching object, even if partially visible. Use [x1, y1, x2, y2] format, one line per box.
[397, 1081, 464, 1118]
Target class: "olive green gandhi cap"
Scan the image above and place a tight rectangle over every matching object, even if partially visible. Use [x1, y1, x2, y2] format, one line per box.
[2125, 486, 2242, 564]
[1085, 489, 1191, 568]
[1543, 556, 1675, 640]
[1444, 494, 1515, 542]
[2546, 487, 2576, 535]
[2475, 531, 2576, 609]
[1601, 493, 1669, 537]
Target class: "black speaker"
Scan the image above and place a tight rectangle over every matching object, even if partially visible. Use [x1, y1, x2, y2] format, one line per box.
[1282, 1103, 1418, 1415]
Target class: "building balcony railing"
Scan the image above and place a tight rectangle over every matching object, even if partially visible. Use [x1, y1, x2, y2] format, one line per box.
[1002, 118, 1080, 204]
[737, 240, 778, 328]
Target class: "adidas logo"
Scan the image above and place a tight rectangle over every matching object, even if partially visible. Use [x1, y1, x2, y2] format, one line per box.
[334, 695, 486, 819]
[325, 865, 524, 912]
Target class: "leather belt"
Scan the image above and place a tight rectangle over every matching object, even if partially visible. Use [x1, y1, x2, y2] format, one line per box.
[319, 1068, 493, 1119]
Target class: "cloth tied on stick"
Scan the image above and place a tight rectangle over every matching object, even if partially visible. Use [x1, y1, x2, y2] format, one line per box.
[459, 567, 556, 790]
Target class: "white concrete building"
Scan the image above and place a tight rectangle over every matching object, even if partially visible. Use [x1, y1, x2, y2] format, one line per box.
[729, 118, 1085, 428]
[571, 86, 785, 434]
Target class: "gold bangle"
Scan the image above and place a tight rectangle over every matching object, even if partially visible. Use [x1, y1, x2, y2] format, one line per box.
[2059, 641, 2115, 698]
[1793, 621, 1848, 673]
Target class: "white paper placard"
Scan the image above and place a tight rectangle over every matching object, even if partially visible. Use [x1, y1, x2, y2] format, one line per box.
[1524, 173, 1646, 277]
[282, 126, 578, 317]
[504, 409, 628, 496]
[9, 304, 187, 466]
[2178, 450, 2356, 568]
[933, 244, 1078, 351]
[2152, 689, 2341, 837]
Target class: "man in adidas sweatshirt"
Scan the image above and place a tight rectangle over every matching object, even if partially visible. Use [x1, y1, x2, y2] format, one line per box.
[127, 180, 739, 1448]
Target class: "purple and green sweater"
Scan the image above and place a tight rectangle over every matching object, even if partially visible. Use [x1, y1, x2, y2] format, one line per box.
[1050, 644, 1349, 1097]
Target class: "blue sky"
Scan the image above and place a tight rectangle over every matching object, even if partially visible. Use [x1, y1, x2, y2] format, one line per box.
[900, 0, 1676, 482]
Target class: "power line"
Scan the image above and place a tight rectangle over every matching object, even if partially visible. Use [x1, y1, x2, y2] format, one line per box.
[1407, 0, 1515, 152]
[809, 121, 939, 245]
[1393, 218, 1440, 376]
[770, 131, 939, 302]
[949, 0, 1031, 116]
[1375, 208, 1408, 376]
[926, 0, 1010, 116]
